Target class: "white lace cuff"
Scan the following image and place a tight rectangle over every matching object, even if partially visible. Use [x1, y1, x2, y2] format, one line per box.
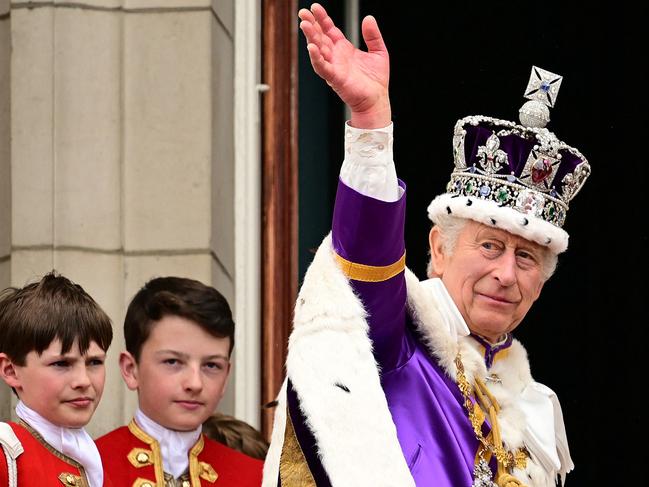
[340, 122, 402, 202]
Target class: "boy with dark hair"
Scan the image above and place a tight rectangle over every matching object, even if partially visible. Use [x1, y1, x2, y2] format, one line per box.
[96, 276, 262, 486]
[0, 272, 114, 487]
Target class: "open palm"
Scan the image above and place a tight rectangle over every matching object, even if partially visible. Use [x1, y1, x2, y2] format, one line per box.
[299, 4, 390, 125]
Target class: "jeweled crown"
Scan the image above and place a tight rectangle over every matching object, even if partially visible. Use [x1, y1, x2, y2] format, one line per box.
[448, 67, 590, 229]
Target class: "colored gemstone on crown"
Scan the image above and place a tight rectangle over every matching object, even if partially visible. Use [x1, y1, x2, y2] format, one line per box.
[497, 188, 509, 203]
[531, 158, 552, 183]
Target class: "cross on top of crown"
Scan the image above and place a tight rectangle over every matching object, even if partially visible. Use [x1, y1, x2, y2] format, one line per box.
[524, 66, 563, 108]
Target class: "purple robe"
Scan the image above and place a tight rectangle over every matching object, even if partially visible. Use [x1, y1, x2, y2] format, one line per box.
[285, 179, 512, 486]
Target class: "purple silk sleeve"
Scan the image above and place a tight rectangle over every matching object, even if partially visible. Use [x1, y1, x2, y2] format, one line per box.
[331, 178, 412, 371]
[330, 178, 482, 486]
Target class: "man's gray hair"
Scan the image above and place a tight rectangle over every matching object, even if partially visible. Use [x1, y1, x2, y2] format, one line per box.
[427, 214, 558, 281]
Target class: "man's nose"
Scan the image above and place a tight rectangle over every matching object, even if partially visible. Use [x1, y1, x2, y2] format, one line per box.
[182, 365, 203, 393]
[493, 251, 517, 287]
[71, 365, 92, 389]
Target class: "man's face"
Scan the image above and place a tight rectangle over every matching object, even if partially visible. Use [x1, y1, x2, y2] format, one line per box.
[429, 221, 546, 341]
[11, 339, 107, 428]
[121, 316, 231, 432]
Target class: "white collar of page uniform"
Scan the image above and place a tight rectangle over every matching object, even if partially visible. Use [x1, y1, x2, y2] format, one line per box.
[134, 408, 202, 479]
[15, 401, 104, 487]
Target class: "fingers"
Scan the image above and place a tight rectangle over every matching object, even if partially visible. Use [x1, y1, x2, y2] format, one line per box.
[310, 3, 346, 44]
[299, 7, 336, 61]
[361, 15, 387, 55]
[305, 43, 336, 83]
[299, 4, 343, 86]
[299, 19, 333, 62]
[297, 7, 314, 24]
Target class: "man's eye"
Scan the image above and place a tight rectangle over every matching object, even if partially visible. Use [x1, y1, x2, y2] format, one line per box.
[88, 359, 104, 366]
[163, 358, 179, 365]
[481, 241, 500, 251]
[517, 251, 535, 262]
[51, 360, 70, 368]
[204, 362, 224, 370]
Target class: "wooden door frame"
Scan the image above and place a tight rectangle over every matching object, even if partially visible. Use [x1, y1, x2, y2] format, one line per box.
[261, 0, 298, 438]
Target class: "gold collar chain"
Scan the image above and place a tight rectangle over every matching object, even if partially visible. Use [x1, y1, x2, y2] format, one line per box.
[454, 352, 528, 487]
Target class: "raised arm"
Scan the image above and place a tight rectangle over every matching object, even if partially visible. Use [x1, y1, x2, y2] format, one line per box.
[299, 4, 409, 371]
[298, 3, 391, 129]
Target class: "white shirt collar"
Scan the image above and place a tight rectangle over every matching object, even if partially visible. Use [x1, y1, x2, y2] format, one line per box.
[421, 278, 470, 340]
[134, 408, 202, 479]
[15, 401, 103, 487]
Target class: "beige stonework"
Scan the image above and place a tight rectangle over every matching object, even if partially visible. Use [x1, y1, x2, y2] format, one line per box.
[0, 0, 260, 435]
[212, 0, 233, 36]
[123, 10, 212, 252]
[53, 8, 122, 250]
[124, 0, 212, 9]
[12, 0, 123, 7]
[211, 14, 235, 277]
[0, 0, 7, 408]
[0, 0, 10, 269]
[10, 7, 54, 247]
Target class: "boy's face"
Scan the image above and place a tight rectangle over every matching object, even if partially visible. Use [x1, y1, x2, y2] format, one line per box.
[120, 315, 231, 432]
[1, 339, 106, 428]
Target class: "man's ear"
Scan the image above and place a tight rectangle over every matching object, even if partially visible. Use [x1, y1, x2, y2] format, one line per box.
[428, 226, 447, 277]
[119, 351, 139, 391]
[0, 353, 22, 391]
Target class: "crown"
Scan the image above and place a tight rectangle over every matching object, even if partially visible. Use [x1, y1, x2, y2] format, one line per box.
[428, 67, 591, 254]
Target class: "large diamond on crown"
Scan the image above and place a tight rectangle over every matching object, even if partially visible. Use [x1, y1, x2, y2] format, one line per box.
[514, 189, 545, 217]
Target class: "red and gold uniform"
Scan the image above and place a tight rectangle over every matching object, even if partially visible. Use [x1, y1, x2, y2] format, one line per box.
[0, 421, 111, 487]
[96, 420, 262, 487]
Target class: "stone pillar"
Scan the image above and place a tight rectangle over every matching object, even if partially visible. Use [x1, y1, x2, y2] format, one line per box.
[10, 0, 126, 436]
[0, 0, 11, 420]
[2, 0, 259, 436]
[120, 0, 236, 422]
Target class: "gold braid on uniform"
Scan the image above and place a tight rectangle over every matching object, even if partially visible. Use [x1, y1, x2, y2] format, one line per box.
[455, 352, 529, 487]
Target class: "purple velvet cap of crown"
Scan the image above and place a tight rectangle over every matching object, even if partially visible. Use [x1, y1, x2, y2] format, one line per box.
[463, 124, 585, 194]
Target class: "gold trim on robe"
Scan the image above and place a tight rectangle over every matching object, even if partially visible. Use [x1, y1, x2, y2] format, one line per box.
[279, 408, 317, 486]
[19, 420, 89, 487]
[128, 420, 165, 486]
[334, 251, 406, 282]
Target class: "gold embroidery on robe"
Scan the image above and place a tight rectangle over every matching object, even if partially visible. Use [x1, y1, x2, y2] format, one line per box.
[279, 408, 317, 486]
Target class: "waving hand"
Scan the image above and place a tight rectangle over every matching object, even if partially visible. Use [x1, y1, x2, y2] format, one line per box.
[298, 3, 391, 128]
